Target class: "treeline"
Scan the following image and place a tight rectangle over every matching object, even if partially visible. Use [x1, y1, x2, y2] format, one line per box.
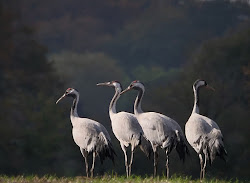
[0, 1, 75, 176]
[0, 0, 249, 180]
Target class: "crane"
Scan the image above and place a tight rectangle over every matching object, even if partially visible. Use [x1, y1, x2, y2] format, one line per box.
[97, 81, 151, 177]
[56, 88, 115, 178]
[185, 79, 227, 180]
[121, 80, 189, 178]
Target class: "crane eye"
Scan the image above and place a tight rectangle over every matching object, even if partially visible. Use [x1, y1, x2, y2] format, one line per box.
[66, 88, 72, 93]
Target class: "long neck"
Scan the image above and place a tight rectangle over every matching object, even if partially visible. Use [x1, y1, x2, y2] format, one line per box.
[134, 88, 144, 115]
[192, 86, 200, 114]
[70, 94, 79, 118]
[109, 88, 120, 116]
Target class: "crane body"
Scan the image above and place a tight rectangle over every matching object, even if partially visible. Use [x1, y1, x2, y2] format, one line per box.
[56, 88, 115, 177]
[185, 79, 227, 180]
[97, 81, 151, 177]
[121, 80, 189, 178]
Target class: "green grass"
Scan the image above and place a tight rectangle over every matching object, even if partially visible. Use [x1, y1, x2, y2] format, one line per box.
[0, 175, 245, 183]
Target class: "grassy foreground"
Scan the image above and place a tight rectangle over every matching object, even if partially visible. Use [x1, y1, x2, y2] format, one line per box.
[0, 175, 245, 183]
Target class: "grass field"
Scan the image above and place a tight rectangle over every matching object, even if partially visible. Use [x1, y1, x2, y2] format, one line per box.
[0, 175, 246, 183]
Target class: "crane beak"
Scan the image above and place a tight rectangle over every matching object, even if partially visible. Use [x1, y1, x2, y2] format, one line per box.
[56, 94, 66, 104]
[96, 82, 110, 86]
[120, 87, 132, 95]
[206, 85, 215, 91]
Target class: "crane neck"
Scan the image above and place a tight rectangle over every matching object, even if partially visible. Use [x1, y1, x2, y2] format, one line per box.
[192, 86, 200, 114]
[134, 87, 144, 115]
[70, 93, 80, 119]
[109, 87, 121, 116]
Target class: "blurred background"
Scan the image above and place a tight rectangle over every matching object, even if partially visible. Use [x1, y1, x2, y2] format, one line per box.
[0, 0, 249, 180]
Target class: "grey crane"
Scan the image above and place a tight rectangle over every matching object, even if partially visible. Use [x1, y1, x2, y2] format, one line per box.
[121, 80, 189, 178]
[56, 88, 115, 178]
[185, 79, 227, 180]
[97, 81, 151, 177]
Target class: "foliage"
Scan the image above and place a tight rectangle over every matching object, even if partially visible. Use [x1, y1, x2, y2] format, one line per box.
[50, 50, 128, 119]
[0, 0, 72, 176]
[101, 0, 250, 69]
[146, 26, 250, 179]
[0, 0, 250, 180]
[0, 175, 247, 183]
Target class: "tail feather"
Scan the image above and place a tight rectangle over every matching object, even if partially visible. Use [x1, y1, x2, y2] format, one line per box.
[175, 130, 189, 162]
[207, 129, 227, 164]
[97, 140, 116, 164]
[96, 132, 116, 164]
[139, 135, 153, 159]
[209, 138, 227, 164]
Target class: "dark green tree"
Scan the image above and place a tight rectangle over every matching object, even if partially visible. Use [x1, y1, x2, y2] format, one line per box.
[147, 26, 250, 179]
[0, 1, 74, 176]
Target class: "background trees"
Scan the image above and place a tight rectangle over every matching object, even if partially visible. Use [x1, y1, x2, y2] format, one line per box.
[0, 1, 72, 175]
[0, 0, 249, 179]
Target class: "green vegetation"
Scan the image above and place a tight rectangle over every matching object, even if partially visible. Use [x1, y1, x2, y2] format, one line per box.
[0, 175, 246, 183]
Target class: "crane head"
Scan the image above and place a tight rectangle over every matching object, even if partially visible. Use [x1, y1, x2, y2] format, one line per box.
[120, 80, 144, 95]
[56, 88, 78, 104]
[193, 79, 215, 91]
[96, 81, 123, 91]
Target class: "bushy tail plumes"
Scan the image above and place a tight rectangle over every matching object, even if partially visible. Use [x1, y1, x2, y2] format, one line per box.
[207, 129, 227, 164]
[175, 130, 189, 162]
[97, 140, 116, 164]
[139, 135, 153, 159]
[96, 133, 116, 164]
[176, 140, 189, 162]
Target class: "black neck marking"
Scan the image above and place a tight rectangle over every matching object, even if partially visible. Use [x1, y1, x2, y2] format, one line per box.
[69, 93, 78, 115]
[134, 86, 144, 113]
[195, 87, 201, 108]
[109, 88, 120, 113]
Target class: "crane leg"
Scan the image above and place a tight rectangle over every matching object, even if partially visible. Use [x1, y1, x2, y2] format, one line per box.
[129, 145, 135, 177]
[199, 154, 204, 181]
[84, 156, 89, 178]
[203, 150, 208, 179]
[80, 148, 89, 177]
[121, 143, 129, 178]
[153, 146, 158, 177]
[165, 150, 170, 179]
[90, 151, 96, 178]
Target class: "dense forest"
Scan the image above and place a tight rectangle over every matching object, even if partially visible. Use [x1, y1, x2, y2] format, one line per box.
[0, 0, 249, 180]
